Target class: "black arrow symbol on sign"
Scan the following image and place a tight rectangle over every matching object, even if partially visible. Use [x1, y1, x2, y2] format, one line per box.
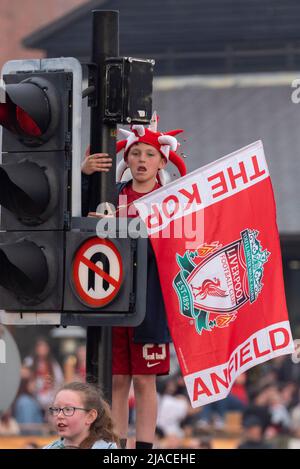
[88, 253, 110, 291]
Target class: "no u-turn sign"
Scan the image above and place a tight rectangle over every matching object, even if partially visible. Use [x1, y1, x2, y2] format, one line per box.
[72, 237, 123, 308]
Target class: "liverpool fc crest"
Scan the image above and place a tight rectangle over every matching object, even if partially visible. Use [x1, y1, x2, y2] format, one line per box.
[173, 229, 270, 335]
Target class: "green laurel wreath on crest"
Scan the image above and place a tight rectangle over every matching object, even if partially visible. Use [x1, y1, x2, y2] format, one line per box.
[241, 229, 270, 303]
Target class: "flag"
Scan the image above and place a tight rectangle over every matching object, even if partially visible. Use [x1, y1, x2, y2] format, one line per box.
[135, 140, 294, 407]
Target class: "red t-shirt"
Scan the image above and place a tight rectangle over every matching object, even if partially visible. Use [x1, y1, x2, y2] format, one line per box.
[115, 179, 170, 345]
[118, 181, 161, 218]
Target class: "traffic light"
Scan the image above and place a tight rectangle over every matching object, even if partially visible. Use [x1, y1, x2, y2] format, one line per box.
[104, 57, 154, 124]
[0, 58, 148, 327]
[0, 60, 75, 311]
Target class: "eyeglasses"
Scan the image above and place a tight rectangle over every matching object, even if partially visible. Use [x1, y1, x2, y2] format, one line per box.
[48, 406, 89, 417]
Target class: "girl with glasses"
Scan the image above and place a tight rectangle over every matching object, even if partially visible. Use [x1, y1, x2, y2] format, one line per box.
[44, 382, 118, 449]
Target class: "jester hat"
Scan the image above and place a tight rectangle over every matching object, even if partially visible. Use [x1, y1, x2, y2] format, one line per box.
[116, 112, 187, 185]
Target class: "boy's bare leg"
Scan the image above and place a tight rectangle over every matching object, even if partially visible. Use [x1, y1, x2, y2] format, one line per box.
[133, 374, 157, 444]
[112, 374, 132, 441]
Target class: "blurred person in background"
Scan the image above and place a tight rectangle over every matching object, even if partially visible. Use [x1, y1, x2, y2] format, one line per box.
[24, 337, 64, 414]
[268, 356, 300, 385]
[253, 356, 300, 393]
[268, 385, 291, 435]
[64, 344, 86, 383]
[13, 368, 44, 434]
[290, 399, 300, 439]
[157, 377, 189, 437]
[244, 383, 292, 440]
[242, 385, 273, 433]
[279, 382, 298, 412]
[237, 415, 273, 449]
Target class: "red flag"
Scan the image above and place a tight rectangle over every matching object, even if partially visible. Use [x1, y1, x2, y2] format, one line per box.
[135, 140, 294, 407]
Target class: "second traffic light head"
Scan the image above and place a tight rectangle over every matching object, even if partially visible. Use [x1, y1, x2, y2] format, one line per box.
[0, 239, 48, 301]
[0, 160, 50, 223]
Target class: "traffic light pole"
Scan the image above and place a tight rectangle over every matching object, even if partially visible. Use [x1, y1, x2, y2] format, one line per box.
[86, 10, 119, 402]
[88, 10, 119, 212]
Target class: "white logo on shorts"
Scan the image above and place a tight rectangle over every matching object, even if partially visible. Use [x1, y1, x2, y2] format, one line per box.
[146, 362, 161, 368]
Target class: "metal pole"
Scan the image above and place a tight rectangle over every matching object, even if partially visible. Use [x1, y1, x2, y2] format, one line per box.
[86, 10, 119, 403]
[88, 10, 119, 212]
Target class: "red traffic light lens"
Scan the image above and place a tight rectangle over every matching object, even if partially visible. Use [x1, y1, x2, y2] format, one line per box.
[0, 102, 42, 137]
[16, 105, 42, 137]
[0, 103, 10, 128]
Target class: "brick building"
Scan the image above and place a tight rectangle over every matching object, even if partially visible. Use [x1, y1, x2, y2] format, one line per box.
[0, 0, 86, 69]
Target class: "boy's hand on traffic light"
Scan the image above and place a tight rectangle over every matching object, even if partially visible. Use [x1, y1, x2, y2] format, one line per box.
[81, 147, 112, 175]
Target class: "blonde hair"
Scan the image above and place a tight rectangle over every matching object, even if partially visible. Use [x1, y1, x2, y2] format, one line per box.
[57, 381, 119, 449]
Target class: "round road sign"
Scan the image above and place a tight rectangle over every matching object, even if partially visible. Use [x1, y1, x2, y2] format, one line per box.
[72, 237, 123, 308]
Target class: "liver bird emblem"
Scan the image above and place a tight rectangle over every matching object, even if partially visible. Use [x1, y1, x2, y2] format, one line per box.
[192, 278, 228, 300]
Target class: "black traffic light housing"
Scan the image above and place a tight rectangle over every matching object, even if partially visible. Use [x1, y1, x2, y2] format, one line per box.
[0, 67, 73, 311]
[0, 56, 149, 326]
[104, 57, 154, 124]
[0, 152, 68, 231]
